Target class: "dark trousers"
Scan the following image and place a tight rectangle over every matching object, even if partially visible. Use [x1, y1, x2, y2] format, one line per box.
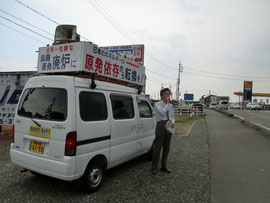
[152, 121, 172, 170]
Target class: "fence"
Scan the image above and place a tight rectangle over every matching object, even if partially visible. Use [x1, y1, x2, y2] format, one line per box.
[174, 106, 205, 116]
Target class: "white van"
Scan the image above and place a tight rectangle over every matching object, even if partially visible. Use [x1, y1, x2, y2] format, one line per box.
[10, 75, 155, 192]
[218, 100, 229, 110]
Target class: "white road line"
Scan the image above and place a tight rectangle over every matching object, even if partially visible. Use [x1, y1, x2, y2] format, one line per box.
[234, 115, 245, 121]
[253, 122, 270, 131]
[234, 114, 270, 132]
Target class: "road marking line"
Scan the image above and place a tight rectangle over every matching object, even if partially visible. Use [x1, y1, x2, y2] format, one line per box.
[234, 115, 245, 120]
[252, 122, 270, 131]
[230, 111, 270, 133]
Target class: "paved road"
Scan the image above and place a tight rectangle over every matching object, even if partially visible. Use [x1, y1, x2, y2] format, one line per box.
[228, 109, 270, 130]
[206, 110, 270, 203]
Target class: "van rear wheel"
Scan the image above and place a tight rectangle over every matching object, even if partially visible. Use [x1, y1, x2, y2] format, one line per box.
[82, 160, 105, 193]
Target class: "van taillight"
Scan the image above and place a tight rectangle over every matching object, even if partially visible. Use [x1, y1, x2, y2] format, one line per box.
[65, 131, 77, 156]
[12, 124, 14, 143]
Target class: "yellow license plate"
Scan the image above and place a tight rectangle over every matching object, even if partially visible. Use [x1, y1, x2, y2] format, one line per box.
[29, 140, 44, 154]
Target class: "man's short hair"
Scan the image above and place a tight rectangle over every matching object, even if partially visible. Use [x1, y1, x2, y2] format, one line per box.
[160, 88, 171, 97]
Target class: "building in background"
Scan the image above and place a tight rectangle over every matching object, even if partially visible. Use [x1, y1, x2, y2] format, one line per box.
[204, 95, 230, 107]
[0, 71, 38, 126]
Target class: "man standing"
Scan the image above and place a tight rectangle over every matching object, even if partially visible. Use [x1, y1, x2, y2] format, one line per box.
[151, 88, 175, 175]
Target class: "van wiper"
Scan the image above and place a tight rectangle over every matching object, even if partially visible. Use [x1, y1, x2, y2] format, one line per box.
[30, 117, 41, 127]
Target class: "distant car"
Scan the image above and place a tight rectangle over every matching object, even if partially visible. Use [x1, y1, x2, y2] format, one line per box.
[246, 102, 261, 110]
[229, 103, 240, 109]
[209, 103, 217, 109]
[192, 103, 204, 112]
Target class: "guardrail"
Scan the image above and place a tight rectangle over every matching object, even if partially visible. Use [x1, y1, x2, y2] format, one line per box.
[174, 106, 205, 116]
[261, 105, 270, 110]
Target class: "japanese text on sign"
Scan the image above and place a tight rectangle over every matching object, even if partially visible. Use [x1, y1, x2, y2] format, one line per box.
[85, 54, 140, 83]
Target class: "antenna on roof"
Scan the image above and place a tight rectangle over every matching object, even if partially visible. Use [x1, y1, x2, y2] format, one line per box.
[90, 73, 97, 89]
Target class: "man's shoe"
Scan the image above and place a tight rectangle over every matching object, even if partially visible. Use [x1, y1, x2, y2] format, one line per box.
[151, 169, 157, 175]
[161, 168, 172, 173]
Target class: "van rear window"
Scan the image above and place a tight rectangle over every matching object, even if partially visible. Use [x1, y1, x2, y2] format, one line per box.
[18, 88, 67, 121]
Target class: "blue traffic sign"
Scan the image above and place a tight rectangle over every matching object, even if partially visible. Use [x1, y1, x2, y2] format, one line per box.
[184, 93, 194, 101]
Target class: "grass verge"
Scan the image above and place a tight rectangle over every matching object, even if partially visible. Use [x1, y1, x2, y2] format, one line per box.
[175, 115, 204, 124]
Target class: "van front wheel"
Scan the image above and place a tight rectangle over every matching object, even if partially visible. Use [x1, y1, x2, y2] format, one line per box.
[82, 161, 105, 193]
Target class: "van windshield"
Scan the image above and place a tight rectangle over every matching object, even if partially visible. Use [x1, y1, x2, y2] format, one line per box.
[18, 88, 67, 121]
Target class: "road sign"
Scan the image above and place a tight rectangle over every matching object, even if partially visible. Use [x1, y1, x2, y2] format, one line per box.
[101, 44, 144, 65]
[184, 93, 194, 101]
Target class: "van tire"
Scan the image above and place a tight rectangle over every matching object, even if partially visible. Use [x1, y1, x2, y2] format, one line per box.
[82, 160, 105, 193]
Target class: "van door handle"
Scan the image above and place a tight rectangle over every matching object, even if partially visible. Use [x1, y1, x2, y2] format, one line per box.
[132, 125, 137, 131]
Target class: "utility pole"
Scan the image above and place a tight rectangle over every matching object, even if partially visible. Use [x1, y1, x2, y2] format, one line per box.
[176, 61, 183, 104]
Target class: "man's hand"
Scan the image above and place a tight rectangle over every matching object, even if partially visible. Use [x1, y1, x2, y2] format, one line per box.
[171, 122, 175, 128]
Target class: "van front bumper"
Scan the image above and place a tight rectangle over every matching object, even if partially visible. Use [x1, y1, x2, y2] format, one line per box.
[10, 144, 81, 181]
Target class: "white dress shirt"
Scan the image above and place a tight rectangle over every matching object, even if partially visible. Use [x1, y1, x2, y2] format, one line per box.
[154, 100, 175, 123]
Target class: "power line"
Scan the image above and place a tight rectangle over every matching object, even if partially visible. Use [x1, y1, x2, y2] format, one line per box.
[14, 0, 60, 25]
[184, 71, 270, 82]
[85, 0, 179, 80]
[93, 0, 144, 42]
[147, 77, 172, 85]
[0, 15, 53, 41]
[14, 0, 89, 41]
[0, 8, 54, 37]
[92, 0, 138, 43]
[90, 0, 178, 72]
[0, 22, 47, 45]
[85, 0, 135, 43]
[146, 69, 176, 80]
[185, 66, 270, 78]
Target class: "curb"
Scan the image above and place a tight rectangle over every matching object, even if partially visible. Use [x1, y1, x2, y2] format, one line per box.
[214, 109, 270, 136]
[213, 108, 234, 117]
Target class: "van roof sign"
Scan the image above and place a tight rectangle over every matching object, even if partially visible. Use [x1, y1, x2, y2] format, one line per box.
[37, 41, 146, 87]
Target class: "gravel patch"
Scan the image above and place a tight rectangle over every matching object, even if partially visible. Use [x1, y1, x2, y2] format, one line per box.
[0, 119, 209, 203]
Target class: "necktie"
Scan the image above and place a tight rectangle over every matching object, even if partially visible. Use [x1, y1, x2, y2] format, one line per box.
[166, 110, 170, 121]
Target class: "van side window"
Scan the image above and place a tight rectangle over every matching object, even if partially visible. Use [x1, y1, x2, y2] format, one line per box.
[110, 95, 134, 120]
[137, 98, 153, 118]
[79, 92, 108, 121]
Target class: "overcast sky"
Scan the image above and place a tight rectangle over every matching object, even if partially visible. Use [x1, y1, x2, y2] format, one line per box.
[1, 0, 270, 102]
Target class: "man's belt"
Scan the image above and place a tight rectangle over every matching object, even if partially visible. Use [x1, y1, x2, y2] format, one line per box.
[157, 120, 168, 124]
